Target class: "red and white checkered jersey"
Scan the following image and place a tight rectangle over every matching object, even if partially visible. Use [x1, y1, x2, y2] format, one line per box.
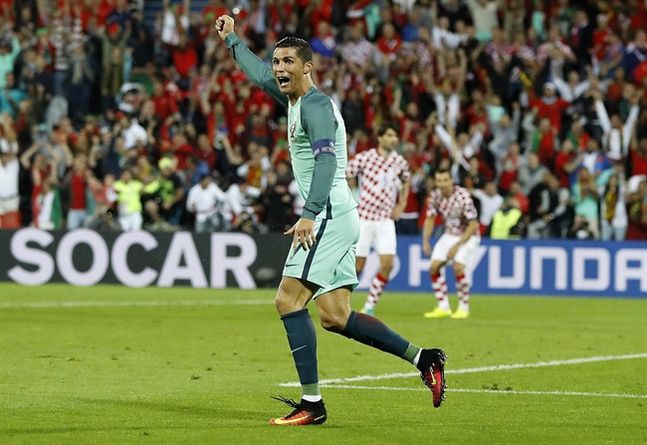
[426, 185, 479, 236]
[347, 148, 411, 221]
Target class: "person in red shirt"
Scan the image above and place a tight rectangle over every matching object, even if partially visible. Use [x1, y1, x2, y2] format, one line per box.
[554, 139, 582, 188]
[508, 181, 529, 214]
[631, 138, 647, 177]
[376, 23, 402, 63]
[195, 133, 217, 170]
[498, 142, 522, 194]
[151, 79, 179, 122]
[529, 82, 570, 132]
[532, 117, 558, 168]
[172, 34, 198, 79]
[66, 155, 89, 229]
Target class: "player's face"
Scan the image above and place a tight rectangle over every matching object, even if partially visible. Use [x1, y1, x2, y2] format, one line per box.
[435, 172, 453, 196]
[378, 128, 399, 151]
[272, 47, 311, 95]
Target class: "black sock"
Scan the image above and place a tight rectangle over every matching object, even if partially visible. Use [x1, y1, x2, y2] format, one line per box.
[341, 311, 419, 362]
[281, 309, 319, 396]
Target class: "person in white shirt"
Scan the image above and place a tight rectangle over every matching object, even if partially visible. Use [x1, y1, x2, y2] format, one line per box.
[225, 177, 262, 228]
[121, 115, 148, 150]
[551, 60, 590, 103]
[186, 173, 230, 232]
[600, 171, 628, 241]
[466, 0, 500, 41]
[594, 91, 640, 161]
[434, 121, 484, 180]
[0, 115, 20, 228]
[0, 148, 20, 228]
[473, 181, 504, 230]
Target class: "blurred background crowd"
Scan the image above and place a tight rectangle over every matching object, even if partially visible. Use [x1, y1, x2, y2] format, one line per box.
[0, 0, 646, 240]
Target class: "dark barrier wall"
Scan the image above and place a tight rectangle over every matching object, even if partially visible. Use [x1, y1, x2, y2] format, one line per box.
[0, 228, 290, 289]
[1, 229, 645, 297]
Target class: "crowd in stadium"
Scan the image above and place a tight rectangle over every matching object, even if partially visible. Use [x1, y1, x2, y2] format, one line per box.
[0, 0, 646, 240]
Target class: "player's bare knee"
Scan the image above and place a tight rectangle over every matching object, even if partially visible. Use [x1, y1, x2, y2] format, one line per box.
[274, 280, 305, 315]
[274, 292, 292, 314]
[319, 312, 346, 332]
[453, 263, 465, 276]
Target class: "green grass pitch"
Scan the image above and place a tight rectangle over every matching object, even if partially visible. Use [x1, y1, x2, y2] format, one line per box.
[1, 284, 646, 444]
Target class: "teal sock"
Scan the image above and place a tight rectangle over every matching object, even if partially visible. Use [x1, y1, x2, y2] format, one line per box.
[341, 311, 420, 363]
[281, 309, 319, 397]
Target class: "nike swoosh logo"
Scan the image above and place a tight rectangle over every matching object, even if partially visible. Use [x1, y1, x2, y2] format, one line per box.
[291, 345, 307, 353]
[429, 369, 437, 385]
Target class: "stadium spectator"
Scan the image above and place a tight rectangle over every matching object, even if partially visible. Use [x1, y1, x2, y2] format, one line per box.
[600, 172, 628, 241]
[261, 160, 295, 233]
[142, 157, 185, 230]
[571, 167, 600, 239]
[86, 173, 119, 231]
[113, 168, 143, 231]
[518, 152, 547, 196]
[34, 178, 62, 230]
[64, 154, 90, 229]
[626, 177, 647, 240]
[186, 172, 229, 233]
[488, 196, 523, 239]
[0, 145, 19, 228]
[473, 180, 503, 232]
[527, 172, 571, 239]
[0, 113, 19, 228]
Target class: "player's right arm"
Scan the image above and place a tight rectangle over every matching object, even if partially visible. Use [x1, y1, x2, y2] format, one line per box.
[422, 195, 437, 257]
[216, 15, 287, 107]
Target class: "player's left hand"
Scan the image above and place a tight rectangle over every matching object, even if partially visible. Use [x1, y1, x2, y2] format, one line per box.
[447, 244, 459, 260]
[391, 206, 404, 221]
[284, 218, 316, 250]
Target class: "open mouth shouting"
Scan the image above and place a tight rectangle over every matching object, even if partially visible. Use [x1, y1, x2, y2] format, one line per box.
[276, 75, 291, 90]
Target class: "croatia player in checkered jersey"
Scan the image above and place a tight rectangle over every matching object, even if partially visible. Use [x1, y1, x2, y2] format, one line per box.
[422, 168, 480, 319]
[346, 122, 410, 316]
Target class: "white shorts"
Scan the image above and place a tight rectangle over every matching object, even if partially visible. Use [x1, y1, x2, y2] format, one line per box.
[356, 219, 397, 257]
[431, 233, 480, 267]
[0, 196, 19, 214]
[119, 212, 143, 231]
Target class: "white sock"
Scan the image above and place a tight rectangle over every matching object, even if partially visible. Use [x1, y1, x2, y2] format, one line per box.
[459, 302, 470, 312]
[412, 349, 422, 366]
[302, 394, 322, 402]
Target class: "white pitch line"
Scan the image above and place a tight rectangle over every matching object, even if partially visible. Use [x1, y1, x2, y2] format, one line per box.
[279, 353, 647, 387]
[0, 299, 273, 309]
[319, 385, 647, 400]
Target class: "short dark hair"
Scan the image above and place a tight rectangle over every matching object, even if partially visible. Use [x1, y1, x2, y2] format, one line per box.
[435, 168, 451, 177]
[377, 121, 400, 137]
[275, 37, 313, 63]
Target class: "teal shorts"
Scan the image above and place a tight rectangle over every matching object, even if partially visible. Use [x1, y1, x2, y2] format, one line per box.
[282, 208, 360, 299]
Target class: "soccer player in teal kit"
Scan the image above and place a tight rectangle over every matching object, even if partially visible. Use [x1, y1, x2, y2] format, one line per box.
[216, 15, 446, 425]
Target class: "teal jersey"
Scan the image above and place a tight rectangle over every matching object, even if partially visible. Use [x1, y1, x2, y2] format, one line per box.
[287, 88, 357, 220]
[225, 33, 357, 221]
